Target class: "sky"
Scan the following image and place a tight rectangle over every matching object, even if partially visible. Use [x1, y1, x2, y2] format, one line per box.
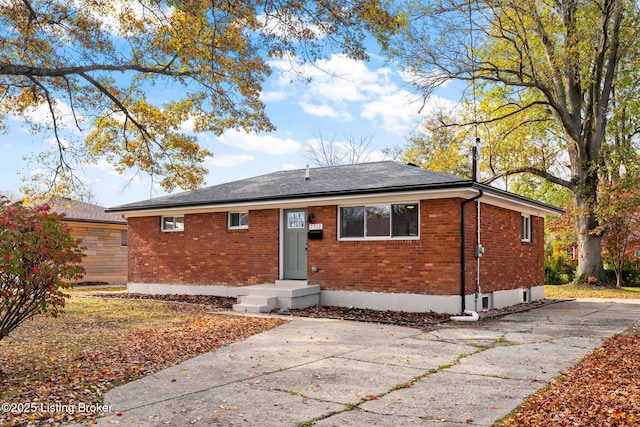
[0, 52, 462, 208]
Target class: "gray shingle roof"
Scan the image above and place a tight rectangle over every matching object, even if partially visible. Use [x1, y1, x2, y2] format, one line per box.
[108, 161, 468, 212]
[50, 198, 127, 224]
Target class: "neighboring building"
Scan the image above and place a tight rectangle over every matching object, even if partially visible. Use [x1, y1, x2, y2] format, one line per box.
[107, 162, 562, 314]
[50, 198, 128, 284]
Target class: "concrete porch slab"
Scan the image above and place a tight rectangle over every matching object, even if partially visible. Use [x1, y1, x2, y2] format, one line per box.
[234, 281, 321, 312]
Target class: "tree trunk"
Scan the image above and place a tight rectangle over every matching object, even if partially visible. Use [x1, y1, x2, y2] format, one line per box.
[573, 193, 608, 284]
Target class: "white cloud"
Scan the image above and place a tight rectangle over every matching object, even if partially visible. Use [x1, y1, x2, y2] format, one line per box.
[261, 90, 289, 102]
[19, 99, 85, 131]
[179, 116, 196, 133]
[361, 92, 457, 135]
[44, 137, 72, 150]
[89, 0, 173, 36]
[360, 91, 422, 134]
[367, 150, 388, 162]
[299, 102, 351, 120]
[267, 54, 453, 136]
[216, 129, 301, 155]
[208, 154, 255, 167]
[29, 167, 46, 177]
[82, 158, 116, 171]
[269, 54, 396, 103]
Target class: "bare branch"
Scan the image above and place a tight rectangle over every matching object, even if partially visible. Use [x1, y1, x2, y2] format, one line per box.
[484, 166, 572, 189]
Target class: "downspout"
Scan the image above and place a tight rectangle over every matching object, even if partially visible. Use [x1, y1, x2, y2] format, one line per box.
[451, 188, 483, 321]
[451, 144, 482, 322]
[475, 197, 483, 312]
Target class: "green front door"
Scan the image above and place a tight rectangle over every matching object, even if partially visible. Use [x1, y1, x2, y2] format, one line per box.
[283, 209, 307, 280]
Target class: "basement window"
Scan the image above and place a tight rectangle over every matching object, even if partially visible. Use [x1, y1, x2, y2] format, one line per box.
[161, 215, 184, 232]
[228, 211, 249, 229]
[339, 203, 419, 240]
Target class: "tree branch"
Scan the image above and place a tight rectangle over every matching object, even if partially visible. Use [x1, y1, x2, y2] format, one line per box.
[77, 72, 152, 141]
[0, 63, 189, 78]
[484, 166, 572, 189]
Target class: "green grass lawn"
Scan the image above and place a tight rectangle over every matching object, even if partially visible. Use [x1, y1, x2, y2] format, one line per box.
[545, 283, 640, 299]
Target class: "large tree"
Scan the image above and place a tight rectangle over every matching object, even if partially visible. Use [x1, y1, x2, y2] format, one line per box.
[390, 0, 637, 283]
[0, 0, 399, 197]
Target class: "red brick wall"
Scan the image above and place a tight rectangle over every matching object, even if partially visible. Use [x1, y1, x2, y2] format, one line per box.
[478, 204, 545, 291]
[308, 199, 544, 296]
[307, 200, 462, 295]
[128, 210, 279, 285]
[127, 200, 545, 295]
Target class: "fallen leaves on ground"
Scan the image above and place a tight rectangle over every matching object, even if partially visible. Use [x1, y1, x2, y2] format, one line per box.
[502, 331, 640, 426]
[276, 305, 451, 326]
[108, 292, 549, 328]
[104, 292, 236, 308]
[0, 296, 286, 427]
[544, 283, 640, 300]
[275, 301, 548, 327]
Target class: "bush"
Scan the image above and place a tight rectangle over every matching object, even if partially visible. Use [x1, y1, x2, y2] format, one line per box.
[605, 266, 640, 287]
[0, 197, 84, 341]
[545, 256, 576, 285]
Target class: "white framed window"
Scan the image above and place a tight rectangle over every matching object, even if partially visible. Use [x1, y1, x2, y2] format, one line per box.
[161, 215, 184, 232]
[521, 214, 532, 242]
[120, 230, 128, 246]
[228, 211, 249, 229]
[339, 203, 419, 240]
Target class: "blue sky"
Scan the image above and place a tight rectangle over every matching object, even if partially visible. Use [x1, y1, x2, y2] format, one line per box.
[0, 53, 461, 208]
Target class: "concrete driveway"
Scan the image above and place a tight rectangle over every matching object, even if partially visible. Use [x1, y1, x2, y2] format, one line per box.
[80, 300, 640, 426]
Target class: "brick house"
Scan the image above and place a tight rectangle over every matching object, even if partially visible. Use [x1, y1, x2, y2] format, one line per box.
[50, 198, 128, 284]
[108, 162, 561, 314]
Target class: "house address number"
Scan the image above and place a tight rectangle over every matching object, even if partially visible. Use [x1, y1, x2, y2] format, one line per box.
[309, 224, 323, 230]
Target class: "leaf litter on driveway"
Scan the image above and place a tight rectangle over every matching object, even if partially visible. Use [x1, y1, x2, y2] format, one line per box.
[0, 295, 286, 426]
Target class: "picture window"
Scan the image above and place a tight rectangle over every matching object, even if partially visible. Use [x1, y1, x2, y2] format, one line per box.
[339, 203, 419, 239]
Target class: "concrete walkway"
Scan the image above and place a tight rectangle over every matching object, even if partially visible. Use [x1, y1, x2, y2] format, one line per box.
[81, 300, 640, 426]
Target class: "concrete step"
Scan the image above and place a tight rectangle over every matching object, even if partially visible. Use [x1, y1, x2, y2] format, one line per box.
[232, 295, 277, 313]
[236, 282, 319, 298]
[275, 280, 308, 286]
[233, 282, 320, 313]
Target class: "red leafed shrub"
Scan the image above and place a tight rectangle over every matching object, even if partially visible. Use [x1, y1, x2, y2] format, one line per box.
[0, 196, 84, 341]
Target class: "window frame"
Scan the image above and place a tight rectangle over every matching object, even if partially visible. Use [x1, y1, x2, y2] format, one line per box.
[338, 202, 420, 241]
[161, 215, 185, 232]
[521, 214, 532, 242]
[228, 211, 249, 229]
[120, 229, 128, 246]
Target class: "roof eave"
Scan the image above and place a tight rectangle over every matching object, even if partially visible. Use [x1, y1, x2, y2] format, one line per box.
[106, 181, 473, 214]
[62, 217, 128, 225]
[107, 180, 563, 218]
